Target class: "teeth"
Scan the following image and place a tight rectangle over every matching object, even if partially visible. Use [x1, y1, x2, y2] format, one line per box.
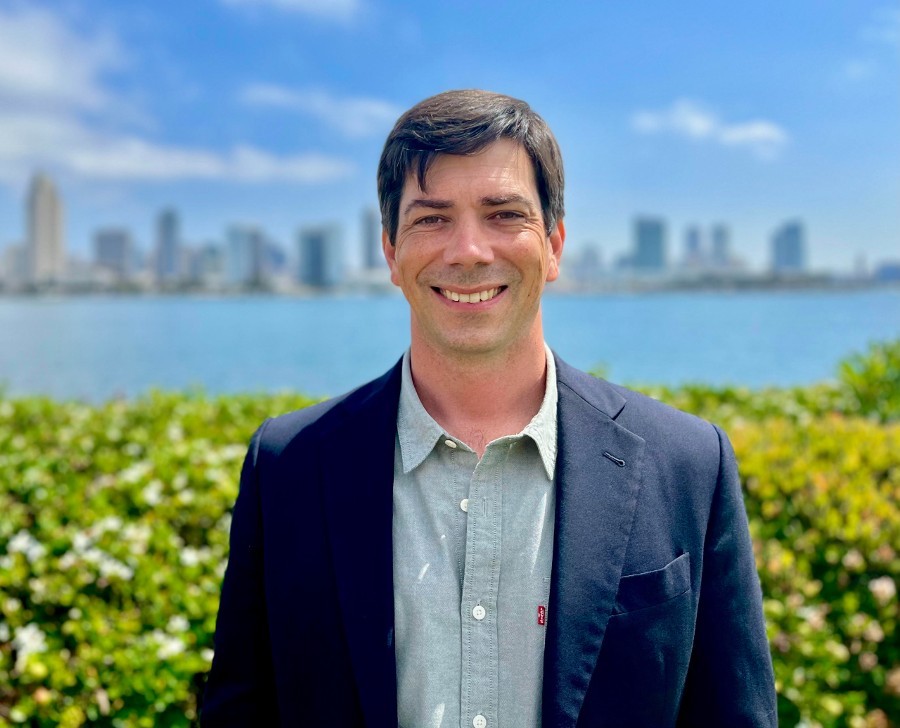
[441, 287, 500, 303]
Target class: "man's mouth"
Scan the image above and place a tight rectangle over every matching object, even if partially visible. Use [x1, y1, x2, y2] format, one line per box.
[436, 286, 505, 303]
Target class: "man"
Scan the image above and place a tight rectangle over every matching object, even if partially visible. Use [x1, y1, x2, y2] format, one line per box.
[203, 90, 777, 727]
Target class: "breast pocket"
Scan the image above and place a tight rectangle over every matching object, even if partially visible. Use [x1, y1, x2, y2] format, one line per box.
[613, 552, 691, 614]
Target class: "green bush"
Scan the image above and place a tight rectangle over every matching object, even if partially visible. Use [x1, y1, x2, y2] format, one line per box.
[0, 391, 317, 726]
[838, 339, 900, 423]
[1, 342, 898, 727]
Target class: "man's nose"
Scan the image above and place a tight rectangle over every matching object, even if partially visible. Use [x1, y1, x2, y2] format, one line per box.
[442, 217, 494, 267]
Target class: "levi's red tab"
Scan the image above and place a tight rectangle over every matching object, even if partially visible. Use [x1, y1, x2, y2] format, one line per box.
[537, 605, 546, 626]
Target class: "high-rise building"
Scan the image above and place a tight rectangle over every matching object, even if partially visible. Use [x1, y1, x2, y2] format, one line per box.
[298, 225, 343, 288]
[361, 207, 382, 270]
[227, 225, 267, 288]
[632, 217, 667, 272]
[683, 225, 704, 268]
[570, 244, 603, 287]
[27, 173, 65, 285]
[94, 228, 134, 281]
[711, 224, 731, 269]
[155, 208, 181, 284]
[2, 243, 28, 288]
[193, 243, 226, 288]
[771, 220, 806, 274]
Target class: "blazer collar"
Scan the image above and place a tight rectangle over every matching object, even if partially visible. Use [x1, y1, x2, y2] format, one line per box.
[319, 360, 403, 728]
[542, 356, 646, 727]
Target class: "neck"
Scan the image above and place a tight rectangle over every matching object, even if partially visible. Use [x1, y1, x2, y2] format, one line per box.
[409, 329, 548, 457]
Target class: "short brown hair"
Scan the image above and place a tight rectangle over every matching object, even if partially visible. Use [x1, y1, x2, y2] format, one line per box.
[377, 89, 565, 245]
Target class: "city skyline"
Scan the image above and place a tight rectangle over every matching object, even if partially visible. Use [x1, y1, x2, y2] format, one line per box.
[0, 2, 897, 273]
[7, 170, 898, 294]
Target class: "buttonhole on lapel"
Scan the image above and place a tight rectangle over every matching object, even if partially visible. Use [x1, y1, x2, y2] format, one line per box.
[386, 627, 394, 647]
[603, 451, 626, 467]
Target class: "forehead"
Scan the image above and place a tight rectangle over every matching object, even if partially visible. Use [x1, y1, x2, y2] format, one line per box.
[400, 138, 539, 204]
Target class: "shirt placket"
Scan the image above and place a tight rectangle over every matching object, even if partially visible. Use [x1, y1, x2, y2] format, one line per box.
[460, 444, 505, 728]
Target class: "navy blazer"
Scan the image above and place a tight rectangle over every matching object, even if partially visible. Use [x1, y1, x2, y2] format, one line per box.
[202, 355, 777, 727]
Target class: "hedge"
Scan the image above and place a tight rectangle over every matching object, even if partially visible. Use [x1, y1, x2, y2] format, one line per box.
[1, 340, 898, 727]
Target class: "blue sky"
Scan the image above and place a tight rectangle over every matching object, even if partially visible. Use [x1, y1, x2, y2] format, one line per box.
[0, 0, 897, 272]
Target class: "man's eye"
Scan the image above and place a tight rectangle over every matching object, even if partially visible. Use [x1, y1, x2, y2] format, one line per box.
[415, 215, 444, 225]
[493, 210, 525, 220]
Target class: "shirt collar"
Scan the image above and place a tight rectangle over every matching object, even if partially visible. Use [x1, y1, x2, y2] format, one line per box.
[396, 345, 558, 480]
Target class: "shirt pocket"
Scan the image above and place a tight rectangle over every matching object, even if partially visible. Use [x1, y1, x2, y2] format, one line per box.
[612, 552, 691, 615]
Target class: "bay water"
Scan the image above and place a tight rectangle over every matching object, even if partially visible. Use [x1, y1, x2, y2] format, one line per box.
[0, 290, 897, 401]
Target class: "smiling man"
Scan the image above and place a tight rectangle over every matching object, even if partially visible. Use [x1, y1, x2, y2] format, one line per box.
[203, 90, 777, 728]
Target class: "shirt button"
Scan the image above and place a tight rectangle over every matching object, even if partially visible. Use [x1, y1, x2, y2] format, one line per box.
[473, 715, 487, 728]
[460, 498, 469, 513]
[472, 604, 486, 620]
[444, 439, 457, 448]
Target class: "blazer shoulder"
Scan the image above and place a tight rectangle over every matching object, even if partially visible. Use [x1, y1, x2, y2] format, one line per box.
[555, 354, 720, 455]
[254, 359, 403, 460]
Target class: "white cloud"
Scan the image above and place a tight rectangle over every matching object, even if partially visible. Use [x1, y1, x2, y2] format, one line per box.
[0, 5, 353, 186]
[219, 0, 362, 23]
[631, 99, 789, 160]
[862, 5, 900, 46]
[837, 58, 878, 83]
[240, 84, 401, 138]
[0, 5, 121, 112]
[0, 110, 353, 185]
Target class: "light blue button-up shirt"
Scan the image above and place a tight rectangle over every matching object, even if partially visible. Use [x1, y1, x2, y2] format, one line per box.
[393, 347, 558, 728]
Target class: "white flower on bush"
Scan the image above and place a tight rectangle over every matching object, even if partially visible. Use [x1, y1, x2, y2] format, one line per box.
[151, 629, 185, 660]
[73, 531, 93, 551]
[0, 622, 9, 642]
[122, 523, 152, 555]
[167, 615, 190, 633]
[94, 516, 123, 535]
[217, 513, 233, 535]
[12, 623, 47, 672]
[120, 461, 152, 485]
[180, 546, 212, 568]
[7, 530, 46, 563]
[869, 576, 896, 606]
[98, 557, 134, 581]
[67, 546, 135, 581]
[142, 480, 164, 506]
[863, 620, 885, 643]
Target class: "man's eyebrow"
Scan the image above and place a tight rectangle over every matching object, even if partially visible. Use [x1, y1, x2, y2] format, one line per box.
[402, 199, 454, 216]
[481, 194, 536, 212]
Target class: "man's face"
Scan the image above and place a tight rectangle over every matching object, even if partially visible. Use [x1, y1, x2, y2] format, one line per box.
[383, 138, 565, 361]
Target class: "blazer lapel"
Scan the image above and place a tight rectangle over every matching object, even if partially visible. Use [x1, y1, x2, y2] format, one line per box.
[543, 359, 646, 728]
[320, 362, 402, 727]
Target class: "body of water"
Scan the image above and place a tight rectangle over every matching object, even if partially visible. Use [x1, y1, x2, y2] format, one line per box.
[0, 290, 898, 400]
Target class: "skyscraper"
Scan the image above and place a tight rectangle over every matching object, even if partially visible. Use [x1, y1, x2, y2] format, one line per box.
[711, 224, 731, 269]
[27, 173, 65, 285]
[632, 217, 667, 272]
[227, 224, 267, 288]
[683, 225, 704, 268]
[298, 225, 343, 288]
[771, 220, 806, 274]
[94, 228, 134, 282]
[155, 208, 181, 285]
[361, 207, 382, 270]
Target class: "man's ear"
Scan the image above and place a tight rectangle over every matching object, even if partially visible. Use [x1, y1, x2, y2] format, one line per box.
[545, 219, 565, 283]
[382, 228, 401, 287]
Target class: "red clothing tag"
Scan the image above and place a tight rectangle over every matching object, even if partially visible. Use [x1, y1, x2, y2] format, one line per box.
[537, 605, 546, 626]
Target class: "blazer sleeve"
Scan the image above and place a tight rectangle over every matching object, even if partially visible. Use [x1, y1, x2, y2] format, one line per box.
[677, 425, 778, 727]
[201, 421, 279, 726]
